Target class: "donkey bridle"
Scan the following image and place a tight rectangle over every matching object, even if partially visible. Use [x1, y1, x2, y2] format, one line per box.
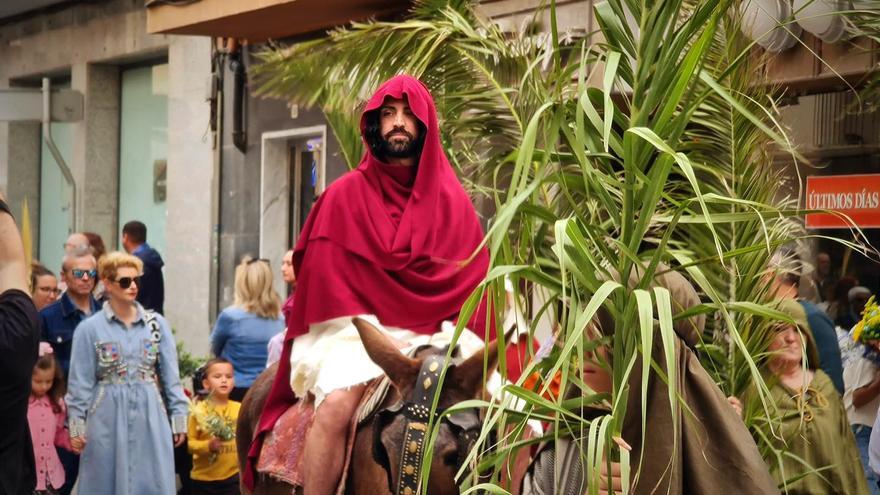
[373, 354, 482, 495]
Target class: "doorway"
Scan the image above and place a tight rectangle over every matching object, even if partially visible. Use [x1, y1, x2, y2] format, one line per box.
[260, 126, 327, 298]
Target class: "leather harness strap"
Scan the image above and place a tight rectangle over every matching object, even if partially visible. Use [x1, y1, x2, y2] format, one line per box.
[395, 354, 446, 495]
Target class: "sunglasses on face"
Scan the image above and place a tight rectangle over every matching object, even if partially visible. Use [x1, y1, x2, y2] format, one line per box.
[114, 276, 142, 289]
[70, 269, 97, 280]
[38, 287, 62, 295]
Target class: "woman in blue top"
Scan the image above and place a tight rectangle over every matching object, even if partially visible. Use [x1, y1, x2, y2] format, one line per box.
[66, 251, 189, 495]
[211, 256, 284, 401]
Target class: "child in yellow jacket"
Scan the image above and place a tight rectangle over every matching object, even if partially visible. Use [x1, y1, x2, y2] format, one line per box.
[188, 358, 241, 494]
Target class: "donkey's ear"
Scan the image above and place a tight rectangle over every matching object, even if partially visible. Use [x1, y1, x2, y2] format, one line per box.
[450, 337, 502, 398]
[353, 317, 420, 393]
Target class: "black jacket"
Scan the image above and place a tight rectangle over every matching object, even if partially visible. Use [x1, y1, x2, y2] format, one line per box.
[0, 289, 39, 494]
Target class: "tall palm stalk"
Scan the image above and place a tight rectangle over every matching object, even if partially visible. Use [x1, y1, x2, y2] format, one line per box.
[252, 0, 877, 491]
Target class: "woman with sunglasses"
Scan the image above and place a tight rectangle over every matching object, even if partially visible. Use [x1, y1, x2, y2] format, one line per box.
[64, 251, 189, 495]
[211, 255, 285, 401]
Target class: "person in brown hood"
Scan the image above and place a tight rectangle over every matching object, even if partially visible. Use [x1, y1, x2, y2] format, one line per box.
[520, 265, 779, 495]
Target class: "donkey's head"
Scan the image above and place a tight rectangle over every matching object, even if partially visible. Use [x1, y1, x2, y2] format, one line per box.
[353, 318, 500, 495]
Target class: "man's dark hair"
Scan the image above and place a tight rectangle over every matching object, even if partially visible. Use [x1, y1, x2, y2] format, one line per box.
[122, 221, 147, 244]
[363, 109, 427, 163]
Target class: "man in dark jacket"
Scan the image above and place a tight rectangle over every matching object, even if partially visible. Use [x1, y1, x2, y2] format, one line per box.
[121, 220, 165, 314]
[39, 249, 100, 376]
[0, 194, 40, 494]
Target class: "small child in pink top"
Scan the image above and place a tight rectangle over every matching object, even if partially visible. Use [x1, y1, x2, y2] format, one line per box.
[27, 342, 72, 494]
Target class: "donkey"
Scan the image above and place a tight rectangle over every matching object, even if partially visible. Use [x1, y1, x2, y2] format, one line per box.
[237, 317, 501, 495]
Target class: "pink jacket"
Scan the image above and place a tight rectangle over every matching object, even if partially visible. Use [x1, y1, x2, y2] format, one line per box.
[27, 395, 72, 490]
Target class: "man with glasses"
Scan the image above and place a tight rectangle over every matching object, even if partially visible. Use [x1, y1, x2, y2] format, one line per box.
[39, 249, 100, 376]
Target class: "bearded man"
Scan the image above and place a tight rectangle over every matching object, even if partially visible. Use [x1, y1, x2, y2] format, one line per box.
[243, 75, 492, 494]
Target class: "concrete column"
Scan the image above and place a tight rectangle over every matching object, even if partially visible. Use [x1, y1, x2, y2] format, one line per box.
[5, 122, 41, 257]
[71, 63, 120, 245]
[165, 36, 214, 355]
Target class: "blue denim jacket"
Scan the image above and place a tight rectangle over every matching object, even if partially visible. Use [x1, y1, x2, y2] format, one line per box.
[39, 292, 101, 375]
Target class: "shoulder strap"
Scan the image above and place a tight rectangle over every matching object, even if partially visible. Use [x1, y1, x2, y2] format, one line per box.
[144, 310, 163, 383]
[144, 310, 162, 346]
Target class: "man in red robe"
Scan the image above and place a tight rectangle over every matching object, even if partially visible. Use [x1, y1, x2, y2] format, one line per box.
[244, 75, 492, 494]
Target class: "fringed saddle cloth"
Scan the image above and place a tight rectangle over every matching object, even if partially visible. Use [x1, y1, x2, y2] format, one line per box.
[256, 376, 394, 493]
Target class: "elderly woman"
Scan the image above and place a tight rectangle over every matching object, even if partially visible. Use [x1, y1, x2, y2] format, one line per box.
[211, 256, 285, 401]
[65, 251, 189, 495]
[755, 300, 868, 494]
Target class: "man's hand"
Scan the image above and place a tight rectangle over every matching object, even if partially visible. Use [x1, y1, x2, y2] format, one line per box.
[208, 437, 222, 453]
[590, 436, 630, 495]
[70, 435, 87, 454]
[596, 461, 623, 495]
[174, 433, 186, 448]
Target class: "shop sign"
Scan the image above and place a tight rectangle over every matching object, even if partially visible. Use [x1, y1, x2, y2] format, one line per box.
[806, 174, 880, 229]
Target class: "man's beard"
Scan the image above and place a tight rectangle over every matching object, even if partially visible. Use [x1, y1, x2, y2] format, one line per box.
[380, 130, 422, 159]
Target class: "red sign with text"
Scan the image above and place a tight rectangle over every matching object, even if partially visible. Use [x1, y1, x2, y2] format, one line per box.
[806, 174, 880, 229]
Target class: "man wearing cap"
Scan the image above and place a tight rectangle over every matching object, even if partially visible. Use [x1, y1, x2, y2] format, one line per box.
[841, 286, 873, 331]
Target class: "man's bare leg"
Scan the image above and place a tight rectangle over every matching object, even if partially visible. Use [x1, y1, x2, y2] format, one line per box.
[302, 384, 367, 495]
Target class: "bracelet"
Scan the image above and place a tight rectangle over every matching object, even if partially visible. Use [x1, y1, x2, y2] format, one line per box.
[0, 199, 11, 219]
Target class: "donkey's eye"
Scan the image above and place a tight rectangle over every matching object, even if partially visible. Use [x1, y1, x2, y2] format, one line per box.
[443, 451, 460, 467]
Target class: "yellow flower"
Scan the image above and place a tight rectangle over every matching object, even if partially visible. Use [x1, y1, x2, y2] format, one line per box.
[854, 322, 865, 342]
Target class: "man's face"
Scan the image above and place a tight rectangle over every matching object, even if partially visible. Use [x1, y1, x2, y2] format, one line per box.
[379, 97, 421, 159]
[121, 232, 133, 253]
[63, 256, 97, 297]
